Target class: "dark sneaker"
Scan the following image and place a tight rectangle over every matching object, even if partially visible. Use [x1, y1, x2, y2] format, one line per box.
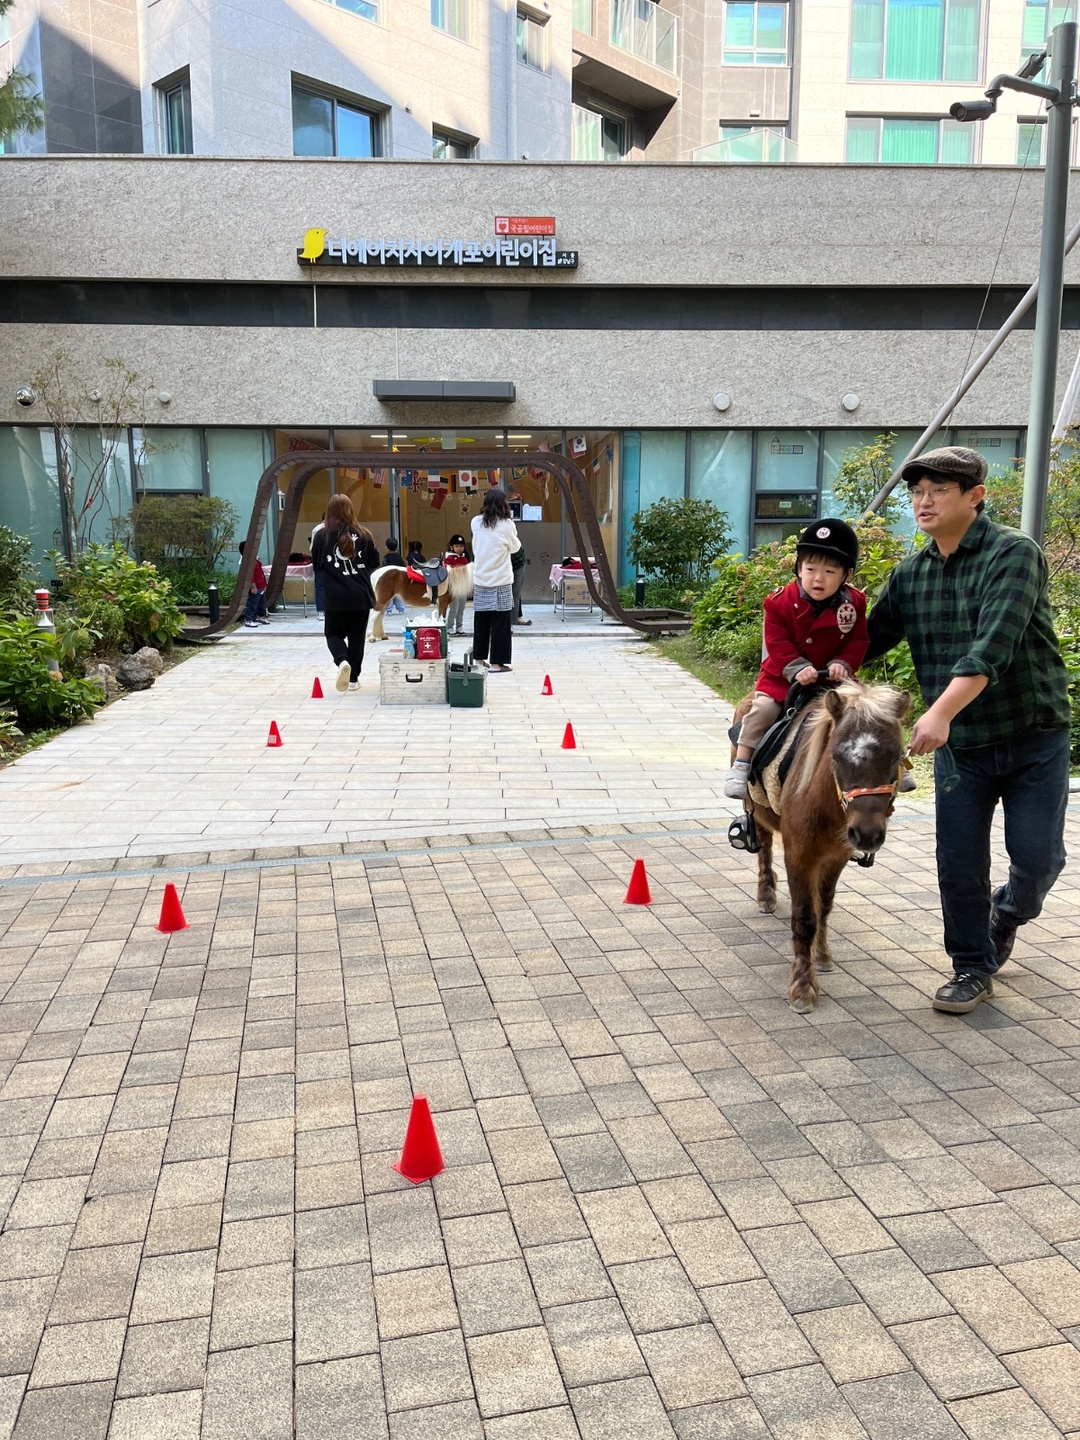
[933, 972, 994, 1014]
[989, 903, 1019, 972]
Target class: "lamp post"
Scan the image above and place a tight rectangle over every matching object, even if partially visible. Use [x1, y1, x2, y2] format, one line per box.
[949, 24, 1078, 545]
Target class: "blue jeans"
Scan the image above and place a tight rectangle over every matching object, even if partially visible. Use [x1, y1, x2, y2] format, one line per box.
[314, 572, 325, 615]
[244, 587, 265, 623]
[934, 728, 1069, 976]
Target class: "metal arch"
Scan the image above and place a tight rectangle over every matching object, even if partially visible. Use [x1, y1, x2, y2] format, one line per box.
[183, 448, 690, 639]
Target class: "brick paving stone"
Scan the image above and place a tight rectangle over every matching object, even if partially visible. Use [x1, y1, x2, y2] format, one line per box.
[749, 1363, 868, 1440]
[468, 1326, 567, 1417]
[665, 1216, 761, 1286]
[374, 1265, 460, 1338]
[524, 1239, 613, 1308]
[11, 1380, 113, 1440]
[453, 1258, 542, 1336]
[382, 1329, 474, 1412]
[701, 1279, 816, 1375]
[637, 1323, 744, 1407]
[569, 1376, 676, 1440]
[929, 1266, 1061, 1353]
[744, 1223, 859, 1313]
[481, 1406, 580, 1440]
[578, 1187, 672, 1265]
[545, 1298, 647, 1385]
[443, 1211, 521, 1266]
[209, 1261, 292, 1350]
[367, 1189, 445, 1273]
[796, 1197, 892, 1257]
[201, 1339, 293, 1440]
[945, 1202, 1054, 1264]
[552, 1134, 635, 1192]
[1001, 1256, 1080, 1327]
[838, 1249, 954, 1326]
[1003, 1344, 1080, 1432]
[295, 1261, 378, 1361]
[889, 1314, 1013, 1400]
[296, 1356, 387, 1440]
[0, 1277, 56, 1373]
[797, 1303, 910, 1384]
[108, 1390, 202, 1440]
[129, 1249, 215, 1324]
[948, 1387, 1065, 1440]
[294, 1205, 365, 1269]
[505, 1179, 587, 1246]
[670, 1396, 772, 1440]
[116, 1317, 211, 1397]
[882, 1212, 988, 1272]
[609, 1258, 706, 1333]
[28, 1316, 126, 1386]
[841, 1371, 965, 1440]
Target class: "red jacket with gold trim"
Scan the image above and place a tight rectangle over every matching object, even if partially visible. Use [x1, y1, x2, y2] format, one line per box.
[753, 579, 869, 704]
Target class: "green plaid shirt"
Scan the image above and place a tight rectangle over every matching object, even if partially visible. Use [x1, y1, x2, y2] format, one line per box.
[865, 514, 1070, 750]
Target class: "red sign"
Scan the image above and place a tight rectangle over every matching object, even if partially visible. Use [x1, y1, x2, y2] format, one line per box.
[495, 216, 556, 236]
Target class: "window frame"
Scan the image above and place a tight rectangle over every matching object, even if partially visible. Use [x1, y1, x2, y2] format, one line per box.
[291, 81, 384, 158]
[849, 0, 983, 83]
[317, 0, 379, 22]
[571, 102, 629, 161]
[431, 0, 469, 41]
[157, 71, 193, 155]
[516, 8, 549, 69]
[722, 0, 790, 65]
[845, 114, 978, 163]
[432, 128, 475, 159]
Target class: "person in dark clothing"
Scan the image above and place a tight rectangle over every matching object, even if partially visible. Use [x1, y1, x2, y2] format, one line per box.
[383, 537, 406, 615]
[406, 541, 426, 565]
[310, 493, 380, 691]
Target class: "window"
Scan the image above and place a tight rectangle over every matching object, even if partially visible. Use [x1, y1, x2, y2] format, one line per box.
[432, 129, 474, 158]
[715, 124, 792, 159]
[318, 0, 378, 20]
[573, 0, 593, 33]
[1022, 0, 1069, 55]
[1017, 120, 1045, 164]
[611, 0, 678, 71]
[850, 0, 979, 81]
[845, 115, 975, 163]
[292, 84, 381, 157]
[572, 104, 627, 161]
[159, 75, 193, 154]
[431, 0, 468, 38]
[517, 10, 547, 68]
[723, 2, 789, 64]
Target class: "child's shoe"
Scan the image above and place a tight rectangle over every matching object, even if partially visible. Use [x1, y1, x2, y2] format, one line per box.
[257, 617, 271, 625]
[724, 761, 751, 799]
[243, 620, 258, 629]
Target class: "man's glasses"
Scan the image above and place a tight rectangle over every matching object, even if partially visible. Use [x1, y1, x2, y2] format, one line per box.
[908, 483, 960, 502]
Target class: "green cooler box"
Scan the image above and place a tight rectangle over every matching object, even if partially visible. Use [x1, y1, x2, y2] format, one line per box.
[446, 651, 485, 708]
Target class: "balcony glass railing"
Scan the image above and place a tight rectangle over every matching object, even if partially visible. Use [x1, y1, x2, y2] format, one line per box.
[573, 0, 593, 34]
[692, 129, 799, 162]
[610, 0, 678, 74]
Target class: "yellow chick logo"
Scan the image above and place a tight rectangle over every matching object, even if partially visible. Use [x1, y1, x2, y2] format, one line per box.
[300, 227, 327, 263]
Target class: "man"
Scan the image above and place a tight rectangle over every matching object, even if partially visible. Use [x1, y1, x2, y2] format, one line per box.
[865, 446, 1071, 1014]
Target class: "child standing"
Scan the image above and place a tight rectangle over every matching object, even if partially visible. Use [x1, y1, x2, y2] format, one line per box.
[725, 519, 868, 798]
[443, 533, 471, 636]
[238, 540, 270, 629]
[383, 536, 406, 616]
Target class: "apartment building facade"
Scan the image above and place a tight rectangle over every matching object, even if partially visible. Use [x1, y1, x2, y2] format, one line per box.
[0, 0, 1068, 165]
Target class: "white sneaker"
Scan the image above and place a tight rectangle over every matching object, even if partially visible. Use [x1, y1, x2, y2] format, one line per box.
[348, 681, 359, 691]
[335, 661, 351, 692]
[243, 620, 258, 629]
[724, 764, 750, 799]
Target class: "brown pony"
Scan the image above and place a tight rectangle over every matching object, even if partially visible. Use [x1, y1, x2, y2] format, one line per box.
[368, 564, 472, 641]
[734, 680, 910, 1013]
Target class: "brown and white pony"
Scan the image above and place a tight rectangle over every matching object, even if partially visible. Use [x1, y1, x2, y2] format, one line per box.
[368, 564, 473, 641]
[734, 680, 910, 1013]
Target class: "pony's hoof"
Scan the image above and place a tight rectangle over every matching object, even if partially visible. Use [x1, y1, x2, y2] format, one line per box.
[816, 955, 835, 972]
[758, 899, 777, 915]
[789, 995, 816, 1014]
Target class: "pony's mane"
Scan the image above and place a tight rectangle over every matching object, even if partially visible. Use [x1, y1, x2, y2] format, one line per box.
[785, 680, 903, 794]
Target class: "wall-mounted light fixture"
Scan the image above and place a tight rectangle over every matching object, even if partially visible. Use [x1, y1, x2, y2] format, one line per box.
[157, 391, 172, 405]
[712, 391, 732, 412]
[841, 393, 860, 412]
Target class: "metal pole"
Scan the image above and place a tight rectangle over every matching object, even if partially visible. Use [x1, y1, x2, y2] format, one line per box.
[864, 212, 1080, 518]
[1052, 336, 1080, 435]
[1022, 21, 1077, 543]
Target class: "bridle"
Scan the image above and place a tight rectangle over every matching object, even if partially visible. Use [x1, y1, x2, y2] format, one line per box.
[834, 754, 913, 814]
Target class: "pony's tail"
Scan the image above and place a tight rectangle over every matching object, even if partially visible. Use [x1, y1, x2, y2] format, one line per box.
[447, 564, 472, 599]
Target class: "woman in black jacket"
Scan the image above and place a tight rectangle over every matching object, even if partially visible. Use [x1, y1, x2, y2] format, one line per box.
[310, 493, 380, 691]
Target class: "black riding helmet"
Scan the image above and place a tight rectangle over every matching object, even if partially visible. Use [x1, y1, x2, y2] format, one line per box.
[795, 518, 859, 572]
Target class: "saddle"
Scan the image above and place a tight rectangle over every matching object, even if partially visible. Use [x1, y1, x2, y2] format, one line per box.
[406, 560, 448, 601]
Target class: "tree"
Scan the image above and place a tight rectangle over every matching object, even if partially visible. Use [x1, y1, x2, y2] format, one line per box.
[983, 437, 1080, 576]
[31, 349, 154, 556]
[628, 497, 733, 588]
[0, 0, 45, 147]
[121, 494, 241, 571]
[830, 432, 907, 529]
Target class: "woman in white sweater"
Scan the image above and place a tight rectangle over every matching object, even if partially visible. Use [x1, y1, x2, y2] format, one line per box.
[470, 489, 522, 672]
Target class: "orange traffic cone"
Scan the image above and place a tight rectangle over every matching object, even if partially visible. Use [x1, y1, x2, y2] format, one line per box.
[392, 1095, 444, 1184]
[624, 858, 652, 905]
[561, 723, 576, 750]
[311, 677, 324, 699]
[156, 882, 189, 933]
[266, 721, 282, 747]
[541, 675, 553, 695]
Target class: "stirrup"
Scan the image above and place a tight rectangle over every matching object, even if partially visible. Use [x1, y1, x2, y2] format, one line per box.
[727, 806, 761, 855]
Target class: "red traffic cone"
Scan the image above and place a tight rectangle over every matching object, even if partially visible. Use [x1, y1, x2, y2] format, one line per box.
[392, 1095, 444, 1184]
[266, 721, 282, 747]
[156, 882, 189, 933]
[311, 677, 324, 699]
[541, 675, 553, 695]
[624, 858, 652, 906]
[561, 723, 577, 750]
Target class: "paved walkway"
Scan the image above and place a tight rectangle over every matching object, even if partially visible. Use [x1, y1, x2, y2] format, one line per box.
[1, 612, 1079, 1440]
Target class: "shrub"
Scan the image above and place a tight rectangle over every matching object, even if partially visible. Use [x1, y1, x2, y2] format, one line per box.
[830, 432, 907, 530]
[121, 494, 241, 571]
[0, 525, 36, 615]
[0, 707, 23, 755]
[46, 543, 184, 651]
[628, 498, 733, 589]
[162, 563, 238, 607]
[0, 617, 102, 730]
